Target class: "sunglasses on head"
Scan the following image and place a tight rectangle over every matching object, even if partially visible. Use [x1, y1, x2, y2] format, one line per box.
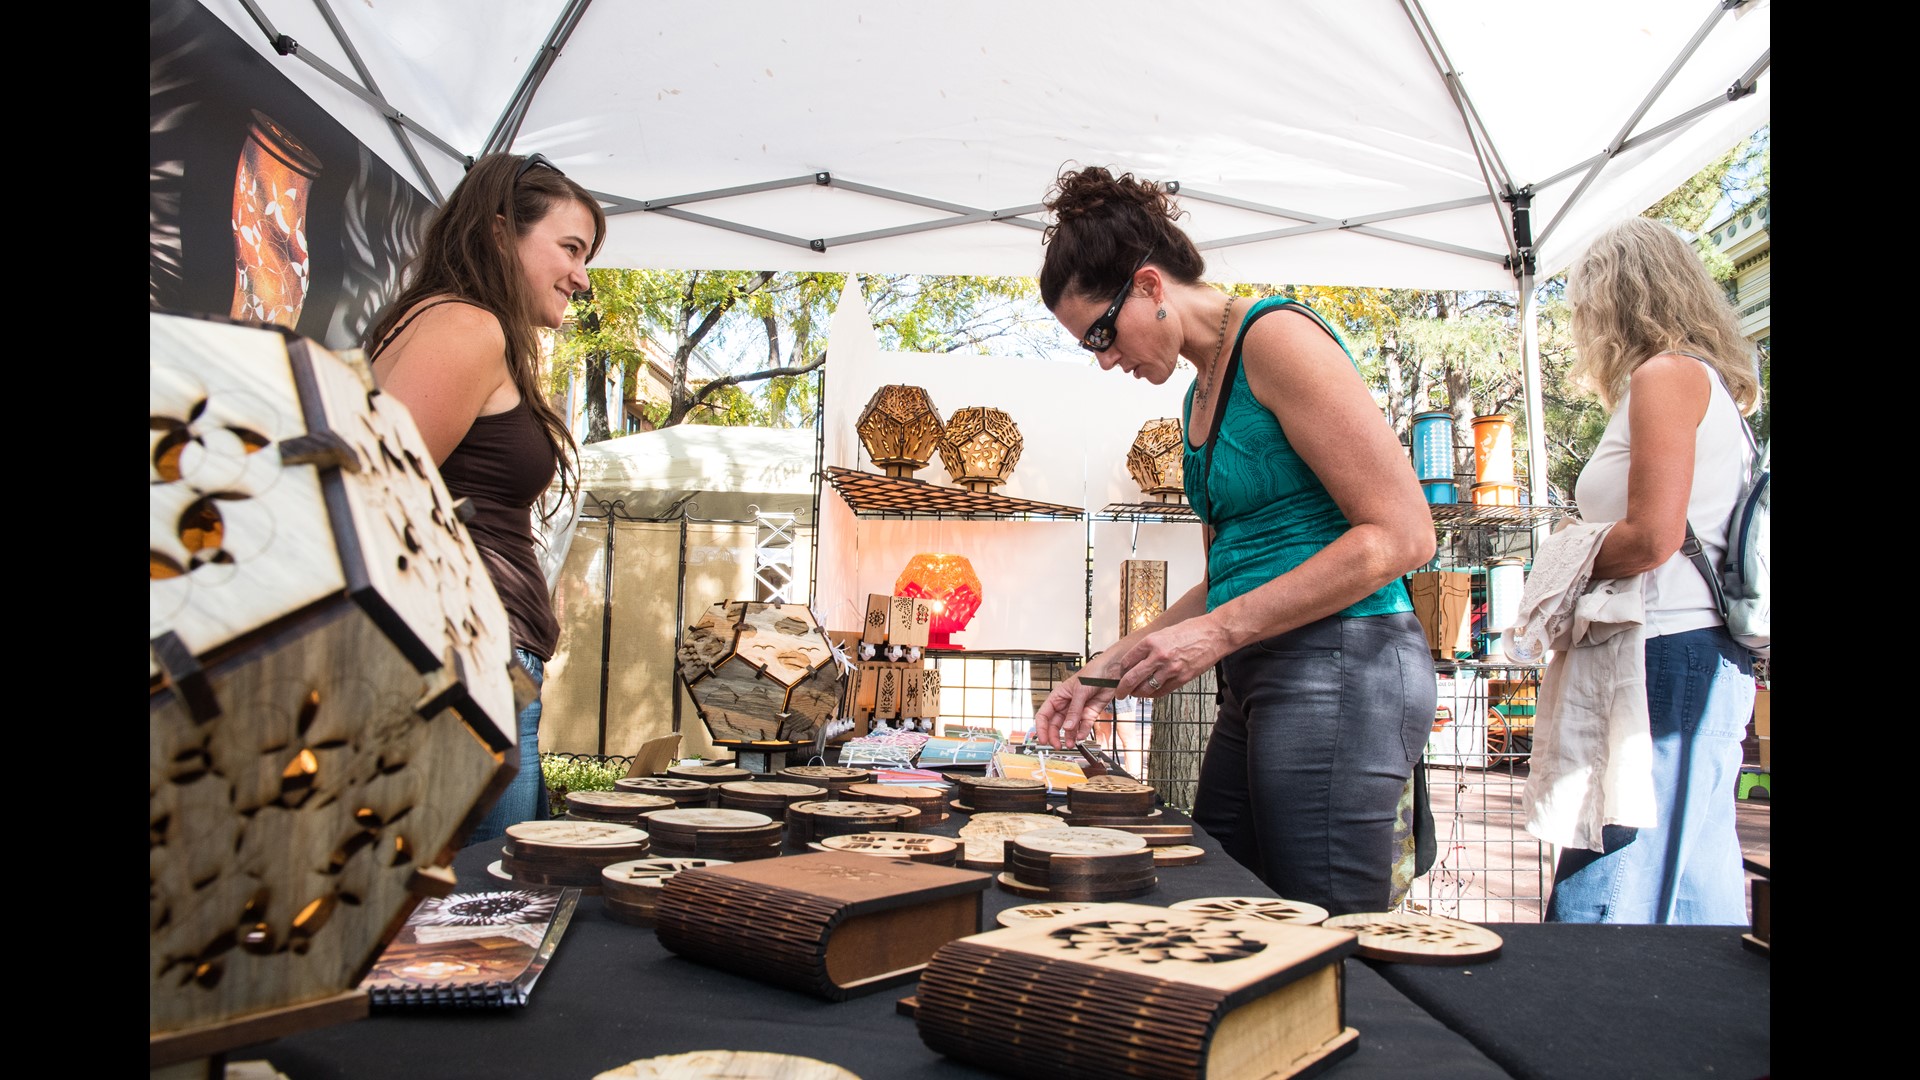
[1079, 252, 1151, 353]
[514, 152, 562, 184]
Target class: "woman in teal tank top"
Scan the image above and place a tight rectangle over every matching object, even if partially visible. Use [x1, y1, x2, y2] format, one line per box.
[1032, 167, 1439, 913]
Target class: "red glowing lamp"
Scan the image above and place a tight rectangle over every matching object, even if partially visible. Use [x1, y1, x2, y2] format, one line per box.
[894, 553, 983, 650]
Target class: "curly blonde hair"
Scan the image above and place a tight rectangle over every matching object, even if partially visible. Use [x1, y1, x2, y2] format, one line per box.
[1566, 216, 1761, 415]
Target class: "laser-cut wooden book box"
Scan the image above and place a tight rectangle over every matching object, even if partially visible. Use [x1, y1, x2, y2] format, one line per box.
[653, 850, 991, 1000]
[150, 313, 520, 1066]
[916, 902, 1361, 1080]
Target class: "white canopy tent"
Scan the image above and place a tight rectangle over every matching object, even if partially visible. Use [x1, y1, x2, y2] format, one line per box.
[195, 0, 1769, 502]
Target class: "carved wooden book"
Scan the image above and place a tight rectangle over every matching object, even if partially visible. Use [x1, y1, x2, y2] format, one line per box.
[916, 902, 1360, 1080]
[653, 850, 991, 1000]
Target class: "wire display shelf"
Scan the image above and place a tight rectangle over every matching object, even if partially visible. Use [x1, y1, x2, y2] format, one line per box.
[825, 466, 1085, 521]
[1428, 503, 1574, 528]
[1094, 501, 1200, 523]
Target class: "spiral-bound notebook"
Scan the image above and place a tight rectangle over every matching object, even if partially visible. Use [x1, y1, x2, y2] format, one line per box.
[359, 887, 580, 1008]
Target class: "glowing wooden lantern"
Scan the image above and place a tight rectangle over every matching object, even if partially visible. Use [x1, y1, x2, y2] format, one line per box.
[895, 553, 984, 650]
[937, 406, 1023, 493]
[1126, 418, 1186, 501]
[1120, 560, 1168, 638]
[856, 384, 945, 478]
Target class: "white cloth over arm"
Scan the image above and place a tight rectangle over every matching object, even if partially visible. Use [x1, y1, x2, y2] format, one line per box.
[1506, 521, 1657, 852]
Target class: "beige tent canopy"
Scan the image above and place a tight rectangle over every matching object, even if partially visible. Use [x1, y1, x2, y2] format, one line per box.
[544, 425, 820, 759]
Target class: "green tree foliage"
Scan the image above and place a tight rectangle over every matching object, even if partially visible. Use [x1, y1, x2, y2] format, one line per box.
[549, 270, 1053, 440]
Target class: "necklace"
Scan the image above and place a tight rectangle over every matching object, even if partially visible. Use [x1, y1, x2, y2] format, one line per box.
[1193, 295, 1238, 414]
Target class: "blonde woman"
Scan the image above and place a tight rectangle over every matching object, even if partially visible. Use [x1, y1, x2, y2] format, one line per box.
[1546, 216, 1762, 924]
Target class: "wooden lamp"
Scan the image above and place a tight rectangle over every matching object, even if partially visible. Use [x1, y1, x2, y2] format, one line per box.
[856, 385, 944, 478]
[936, 406, 1023, 493]
[894, 553, 983, 650]
[1126, 418, 1186, 502]
[1120, 560, 1168, 638]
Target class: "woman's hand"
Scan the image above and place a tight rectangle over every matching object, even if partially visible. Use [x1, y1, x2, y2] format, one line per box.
[1108, 617, 1232, 701]
[1033, 673, 1115, 749]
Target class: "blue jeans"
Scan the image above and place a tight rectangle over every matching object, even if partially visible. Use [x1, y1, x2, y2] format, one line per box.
[471, 648, 548, 846]
[1192, 610, 1436, 915]
[1545, 625, 1754, 925]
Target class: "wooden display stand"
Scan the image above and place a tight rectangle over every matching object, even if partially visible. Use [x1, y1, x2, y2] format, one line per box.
[1408, 571, 1473, 658]
[150, 314, 520, 1068]
[916, 902, 1360, 1079]
[653, 851, 992, 1000]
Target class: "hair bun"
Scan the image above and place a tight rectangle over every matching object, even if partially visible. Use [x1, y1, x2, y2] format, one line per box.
[1045, 165, 1184, 238]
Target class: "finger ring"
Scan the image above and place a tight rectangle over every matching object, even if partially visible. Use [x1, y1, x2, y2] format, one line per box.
[1147, 675, 1163, 690]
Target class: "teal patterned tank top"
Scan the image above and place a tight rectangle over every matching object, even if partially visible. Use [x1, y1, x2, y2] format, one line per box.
[1183, 296, 1412, 618]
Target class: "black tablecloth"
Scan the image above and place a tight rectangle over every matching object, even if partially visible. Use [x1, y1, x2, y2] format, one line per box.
[236, 803, 1507, 1079]
[1368, 923, 1770, 1080]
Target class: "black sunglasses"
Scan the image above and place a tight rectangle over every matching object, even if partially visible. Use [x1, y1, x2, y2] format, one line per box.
[1079, 252, 1150, 353]
[514, 152, 562, 184]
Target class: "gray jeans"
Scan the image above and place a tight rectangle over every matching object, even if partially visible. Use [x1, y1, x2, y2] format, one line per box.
[1193, 610, 1435, 915]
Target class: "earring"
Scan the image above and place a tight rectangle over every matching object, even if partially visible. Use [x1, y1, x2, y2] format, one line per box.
[1156, 307, 1167, 320]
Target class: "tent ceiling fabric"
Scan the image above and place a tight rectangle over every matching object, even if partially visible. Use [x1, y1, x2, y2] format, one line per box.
[200, 0, 1769, 289]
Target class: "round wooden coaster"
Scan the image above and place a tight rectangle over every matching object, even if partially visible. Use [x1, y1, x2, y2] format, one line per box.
[486, 860, 513, 881]
[995, 871, 1055, 899]
[1169, 896, 1330, 925]
[594, 1049, 861, 1079]
[948, 799, 975, 813]
[616, 777, 713, 793]
[720, 781, 828, 799]
[1055, 805, 1162, 823]
[1321, 910, 1504, 964]
[506, 821, 651, 847]
[816, 831, 959, 864]
[1011, 827, 1148, 856]
[643, 808, 774, 830]
[1150, 844, 1206, 867]
[994, 902, 1096, 927]
[567, 790, 677, 813]
[956, 812, 1063, 867]
[600, 857, 731, 890]
[667, 764, 752, 783]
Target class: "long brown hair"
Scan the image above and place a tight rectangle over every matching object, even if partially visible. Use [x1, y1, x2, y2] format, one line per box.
[363, 152, 607, 517]
[1566, 216, 1761, 416]
[1038, 165, 1206, 310]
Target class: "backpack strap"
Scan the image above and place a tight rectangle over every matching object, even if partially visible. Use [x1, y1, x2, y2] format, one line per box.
[1682, 522, 1730, 620]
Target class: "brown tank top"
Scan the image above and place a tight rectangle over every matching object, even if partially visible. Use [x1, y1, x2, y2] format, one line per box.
[373, 299, 560, 659]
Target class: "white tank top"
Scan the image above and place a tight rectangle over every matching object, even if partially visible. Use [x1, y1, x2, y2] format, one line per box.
[1574, 356, 1753, 638]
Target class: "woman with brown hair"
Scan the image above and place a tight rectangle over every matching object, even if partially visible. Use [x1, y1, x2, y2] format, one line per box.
[1031, 166, 1437, 915]
[363, 151, 606, 844]
[1540, 216, 1761, 924]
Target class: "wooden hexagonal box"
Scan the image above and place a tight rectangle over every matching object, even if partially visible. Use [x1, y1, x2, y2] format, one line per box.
[676, 601, 846, 745]
[150, 313, 522, 1065]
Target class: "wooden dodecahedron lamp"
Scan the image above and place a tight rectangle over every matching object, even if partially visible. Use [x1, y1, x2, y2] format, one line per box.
[856, 384, 945, 478]
[150, 313, 522, 1068]
[1120, 560, 1168, 638]
[937, 406, 1023, 494]
[676, 601, 845, 745]
[1126, 417, 1186, 502]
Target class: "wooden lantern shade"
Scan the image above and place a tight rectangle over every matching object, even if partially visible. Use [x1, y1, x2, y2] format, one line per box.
[856, 385, 944, 478]
[1120, 560, 1167, 638]
[895, 553, 983, 649]
[936, 406, 1023, 493]
[150, 313, 519, 1066]
[1126, 417, 1186, 501]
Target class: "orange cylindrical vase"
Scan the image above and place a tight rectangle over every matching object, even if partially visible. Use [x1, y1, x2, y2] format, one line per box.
[229, 110, 323, 328]
[1472, 414, 1514, 486]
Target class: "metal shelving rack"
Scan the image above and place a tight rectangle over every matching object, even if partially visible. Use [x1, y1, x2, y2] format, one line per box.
[824, 466, 1084, 521]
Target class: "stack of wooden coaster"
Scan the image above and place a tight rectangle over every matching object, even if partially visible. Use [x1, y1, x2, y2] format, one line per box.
[842, 782, 948, 823]
[785, 799, 922, 844]
[497, 821, 652, 890]
[717, 780, 828, 815]
[951, 775, 1048, 814]
[653, 851, 993, 1000]
[613, 776, 715, 807]
[994, 901, 1095, 928]
[564, 790, 677, 825]
[642, 808, 784, 861]
[916, 903, 1361, 1078]
[1170, 896, 1330, 925]
[1077, 821, 1194, 846]
[810, 831, 960, 866]
[1060, 776, 1160, 825]
[998, 827, 1156, 902]
[599, 856, 732, 927]
[954, 812, 1061, 871]
[776, 764, 874, 797]
[667, 763, 753, 784]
